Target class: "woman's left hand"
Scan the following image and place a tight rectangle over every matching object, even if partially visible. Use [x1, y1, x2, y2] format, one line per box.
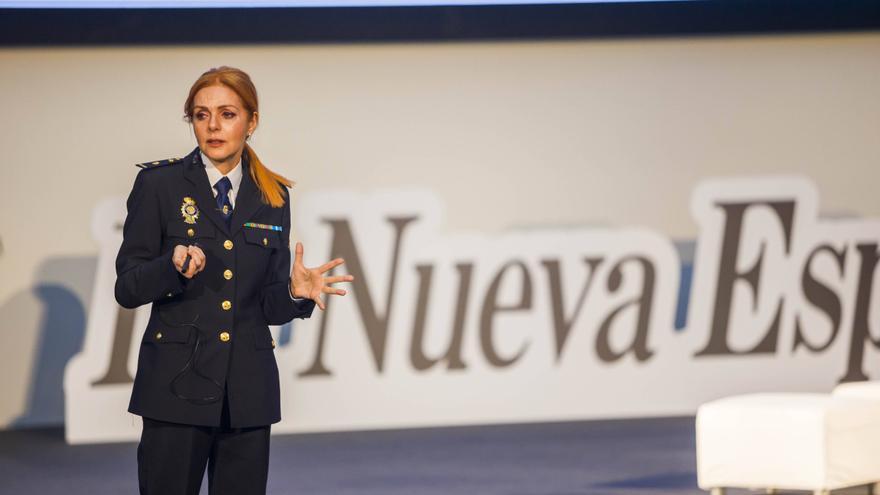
[289, 241, 354, 310]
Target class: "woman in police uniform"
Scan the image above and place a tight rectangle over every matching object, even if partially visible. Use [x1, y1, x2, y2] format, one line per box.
[114, 66, 353, 495]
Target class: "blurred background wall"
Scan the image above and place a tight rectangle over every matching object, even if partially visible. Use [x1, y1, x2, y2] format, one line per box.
[1, 19, 878, 430]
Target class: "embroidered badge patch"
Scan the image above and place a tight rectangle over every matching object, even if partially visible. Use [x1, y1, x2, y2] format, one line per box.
[180, 197, 199, 224]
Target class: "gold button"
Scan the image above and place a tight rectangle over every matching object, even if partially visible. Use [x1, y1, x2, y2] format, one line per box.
[221, 300, 232, 310]
[223, 269, 233, 280]
[219, 331, 230, 342]
[224, 239, 233, 250]
[271, 339, 276, 349]
[155, 332, 163, 340]
[262, 237, 268, 246]
[187, 228, 195, 237]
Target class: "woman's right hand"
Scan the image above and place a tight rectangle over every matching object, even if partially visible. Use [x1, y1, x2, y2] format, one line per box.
[172, 244, 206, 279]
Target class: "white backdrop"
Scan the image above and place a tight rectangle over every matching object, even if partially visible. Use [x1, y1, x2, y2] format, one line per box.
[1, 32, 879, 436]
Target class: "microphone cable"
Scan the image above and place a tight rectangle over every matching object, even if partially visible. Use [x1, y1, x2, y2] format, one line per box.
[156, 246, 224, 405]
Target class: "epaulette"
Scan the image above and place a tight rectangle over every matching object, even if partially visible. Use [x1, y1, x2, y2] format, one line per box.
[135, 156, 183, 169]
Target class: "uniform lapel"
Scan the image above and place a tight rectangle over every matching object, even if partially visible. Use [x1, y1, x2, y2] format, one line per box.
[228, 150, 265, 238]
[183, 147, 231, 236]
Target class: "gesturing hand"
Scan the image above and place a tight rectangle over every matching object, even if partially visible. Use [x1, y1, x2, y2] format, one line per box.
[289, 241, 354, 311]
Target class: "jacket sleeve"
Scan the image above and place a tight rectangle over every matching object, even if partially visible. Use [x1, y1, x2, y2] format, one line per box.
[260, 194, 316, 325]
[114, 169, 187, 309]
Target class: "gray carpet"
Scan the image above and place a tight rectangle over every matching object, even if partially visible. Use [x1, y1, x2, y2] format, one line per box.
[0, 417, 871, 495]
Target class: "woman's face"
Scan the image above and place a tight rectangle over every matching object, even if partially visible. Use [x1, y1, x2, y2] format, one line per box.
[191, 84, 257, 166]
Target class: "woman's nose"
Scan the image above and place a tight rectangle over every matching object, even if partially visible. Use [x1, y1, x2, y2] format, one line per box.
[208, 114, 220, 130]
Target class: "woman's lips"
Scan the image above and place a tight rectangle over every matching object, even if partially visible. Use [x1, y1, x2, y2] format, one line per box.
[207, 139, 225, 147]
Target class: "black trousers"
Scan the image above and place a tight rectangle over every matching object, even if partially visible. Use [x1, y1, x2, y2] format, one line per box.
[137, 388, 271, 495]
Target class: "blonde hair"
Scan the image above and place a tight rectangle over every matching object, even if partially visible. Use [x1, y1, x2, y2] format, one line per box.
[183, 66, 293, 208]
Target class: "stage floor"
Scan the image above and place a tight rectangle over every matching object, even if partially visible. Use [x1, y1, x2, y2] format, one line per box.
[0, 416, 870, 494]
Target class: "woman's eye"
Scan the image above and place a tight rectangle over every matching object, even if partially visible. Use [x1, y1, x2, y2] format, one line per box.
[195, 113, 207, 120]
[223, 112, 236, 118]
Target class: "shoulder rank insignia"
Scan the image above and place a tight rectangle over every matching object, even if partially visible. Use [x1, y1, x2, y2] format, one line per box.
[135, 156, 182, 169]
[180, 197, 199, 224]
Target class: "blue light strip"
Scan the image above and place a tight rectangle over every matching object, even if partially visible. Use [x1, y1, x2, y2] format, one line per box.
[0, 0, 694, 8]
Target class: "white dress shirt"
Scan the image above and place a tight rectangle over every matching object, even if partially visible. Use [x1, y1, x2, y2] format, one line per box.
[201, 150, 243, 208]
[200, 150, 304, 302]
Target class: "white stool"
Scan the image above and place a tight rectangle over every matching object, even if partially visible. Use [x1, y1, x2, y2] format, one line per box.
[833, 380, 880, 401]
[831, 382, 880, 495]
[696, 393, 880, 495]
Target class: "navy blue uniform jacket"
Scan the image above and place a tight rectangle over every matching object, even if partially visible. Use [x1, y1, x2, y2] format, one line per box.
[115, 146, 315, 428]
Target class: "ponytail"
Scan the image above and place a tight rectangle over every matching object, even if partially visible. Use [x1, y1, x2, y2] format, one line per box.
[245, 143, 294, 208]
